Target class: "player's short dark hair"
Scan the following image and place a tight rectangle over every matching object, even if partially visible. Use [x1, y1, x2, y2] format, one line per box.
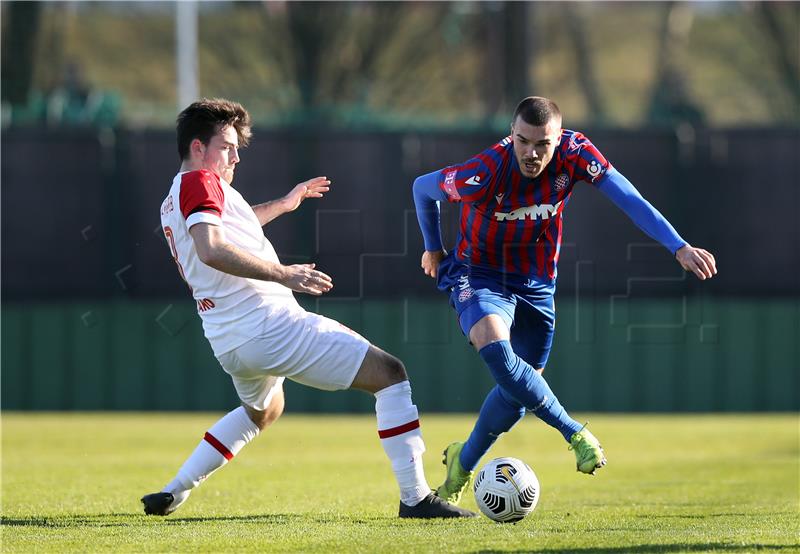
[176, 98, 252, 160]
[512, 96, 562, 127]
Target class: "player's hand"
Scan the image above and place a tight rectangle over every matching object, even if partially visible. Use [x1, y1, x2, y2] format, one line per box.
[282, 263, 333, 295]
[282, 177, 331, 213]
[675, 245, 717, 280]
[421, 249, 447, 279]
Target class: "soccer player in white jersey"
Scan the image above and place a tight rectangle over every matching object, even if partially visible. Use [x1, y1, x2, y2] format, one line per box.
[142, 98, 475, 519]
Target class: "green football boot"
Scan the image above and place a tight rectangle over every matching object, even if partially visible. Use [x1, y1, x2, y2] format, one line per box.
[434, 441, 474, 505]
[569, 424, 607, 474]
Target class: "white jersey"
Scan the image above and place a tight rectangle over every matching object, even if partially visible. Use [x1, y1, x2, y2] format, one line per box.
[160, 169, 299, 356]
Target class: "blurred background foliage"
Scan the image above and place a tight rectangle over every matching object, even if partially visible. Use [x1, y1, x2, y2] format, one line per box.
[2, 0, 798, 130]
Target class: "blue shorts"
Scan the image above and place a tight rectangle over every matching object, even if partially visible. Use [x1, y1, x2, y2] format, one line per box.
[437, 255, 556, 369]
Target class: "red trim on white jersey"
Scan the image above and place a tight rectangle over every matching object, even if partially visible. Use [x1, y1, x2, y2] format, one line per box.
[180, 170, 225, 219]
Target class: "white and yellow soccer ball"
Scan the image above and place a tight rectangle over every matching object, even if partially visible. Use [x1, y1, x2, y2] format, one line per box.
[473, 457, 540, 523]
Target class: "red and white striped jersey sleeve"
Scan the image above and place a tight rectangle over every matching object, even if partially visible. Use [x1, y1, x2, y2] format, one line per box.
[180, 169, 225, 228]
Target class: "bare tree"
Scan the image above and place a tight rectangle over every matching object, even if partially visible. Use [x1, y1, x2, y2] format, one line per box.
[647, 2, 704, 126]
[562, 3, 607, 124]
[263, 2, 455, 122]
[504, 2, 533, 107]
[482, 2, 533, 122]
[757, 2, 800, 120]
[1, 2, 42, 105]
[284, 2, 347, 113]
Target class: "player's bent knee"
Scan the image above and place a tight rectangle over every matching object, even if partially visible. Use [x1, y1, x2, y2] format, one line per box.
[349, 346, 408, 393]
[469, 314, 511, 351]
[265, 391, 285, 423]
[383, 354, 408, 384]
[243, 390, 284, 431]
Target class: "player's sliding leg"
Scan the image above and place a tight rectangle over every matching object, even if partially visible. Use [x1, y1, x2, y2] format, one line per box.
[142, 389, 284, 516]
[143, 311, 475, 518]
[374, 381, 430, 506]
[141, 406, 260, 516]
[436, 386, 525, 504]
[350, 346, 477, 518]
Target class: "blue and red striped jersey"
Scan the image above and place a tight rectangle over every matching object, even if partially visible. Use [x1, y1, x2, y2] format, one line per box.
[437, 129, 613, 281]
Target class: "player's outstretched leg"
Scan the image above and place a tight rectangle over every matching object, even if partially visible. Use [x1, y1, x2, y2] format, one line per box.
[376, 381, 476, 519]
[479, 340, 606, 474]
[140, 398, 279, 516]
[569, 424, 607, 474]
[436, 386, 525, 504]
[352, 346, 476, 518]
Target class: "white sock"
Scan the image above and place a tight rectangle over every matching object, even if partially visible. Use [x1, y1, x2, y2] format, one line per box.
[164, 407, 260, 499]
[375, 381, 431, 506]
[162, 479, 191, 511]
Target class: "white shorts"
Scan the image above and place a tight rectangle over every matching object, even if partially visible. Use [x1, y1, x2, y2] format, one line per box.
[216, 306, 371, 410]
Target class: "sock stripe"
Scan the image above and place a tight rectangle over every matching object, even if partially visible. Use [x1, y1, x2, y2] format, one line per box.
[378, 419, 420, 439]
[203, 432, 234, 460]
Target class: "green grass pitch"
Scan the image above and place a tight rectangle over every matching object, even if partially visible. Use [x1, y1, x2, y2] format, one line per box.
[2, 412, 798, 553]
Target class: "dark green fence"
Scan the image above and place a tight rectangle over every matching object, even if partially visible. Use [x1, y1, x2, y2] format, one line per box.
[2, 298, 797, 412]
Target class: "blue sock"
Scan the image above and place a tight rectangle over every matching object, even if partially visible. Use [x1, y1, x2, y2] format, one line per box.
[479, 340, 583, 442]
[459, 385, 525, 471]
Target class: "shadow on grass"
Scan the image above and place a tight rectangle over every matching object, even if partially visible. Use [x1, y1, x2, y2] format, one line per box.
[634, 512, 798, 519]
[162, 513, 395, 525]
[1, 514, 134, 528]
[473, 545, 800, 554]
[0, 512, 398, 528]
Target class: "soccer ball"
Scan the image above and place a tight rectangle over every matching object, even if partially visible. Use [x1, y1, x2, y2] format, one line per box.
[473, 457, 540, 523]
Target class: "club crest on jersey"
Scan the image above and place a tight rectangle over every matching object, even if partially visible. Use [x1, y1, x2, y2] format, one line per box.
[456, 274, 474, 302]
[587, 161, 605, 182]
[554, 173, 569, 191]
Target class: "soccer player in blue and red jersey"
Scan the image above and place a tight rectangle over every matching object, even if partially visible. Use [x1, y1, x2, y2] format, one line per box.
[412, 96, 717, 504]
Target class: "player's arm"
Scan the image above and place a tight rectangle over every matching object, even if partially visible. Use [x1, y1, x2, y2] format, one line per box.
[189, 222, 333, 295]
[597, 168, 717, 280]
[251, 176, 331, 226]
[413, 170, 449, 278]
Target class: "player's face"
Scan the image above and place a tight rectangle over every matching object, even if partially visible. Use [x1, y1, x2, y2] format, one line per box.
[199, 125, 240, 184]
[511, 116, 562, 179]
